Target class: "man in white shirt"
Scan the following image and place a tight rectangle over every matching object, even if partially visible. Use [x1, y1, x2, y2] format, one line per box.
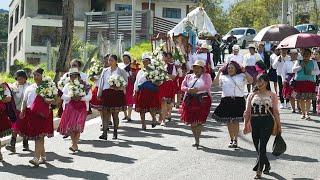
[272, 49, 291, 109]
[226, 45, 244, 66]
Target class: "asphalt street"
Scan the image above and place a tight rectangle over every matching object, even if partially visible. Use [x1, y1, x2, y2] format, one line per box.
[1, 50, 320, 180]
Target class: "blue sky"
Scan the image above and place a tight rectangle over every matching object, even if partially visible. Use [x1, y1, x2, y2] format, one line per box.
[0, 0, 10, 10]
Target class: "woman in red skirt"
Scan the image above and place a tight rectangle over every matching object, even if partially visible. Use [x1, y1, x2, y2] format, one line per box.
[59, 68, 92, 152]
[15, 68, 54, 167]
[181, 60, 212, 148]
[119, 52, 136, 122]
[292, 49, 320, 120]
[0, 82, 13, 161]
[97, 55, 128, 140]
[159, 52, 177, 126]
[134, 54, 160, 130]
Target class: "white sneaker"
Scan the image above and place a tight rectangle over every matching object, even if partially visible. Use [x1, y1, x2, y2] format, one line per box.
[39, 156, 46, 164]
[280, 103, 285, 109]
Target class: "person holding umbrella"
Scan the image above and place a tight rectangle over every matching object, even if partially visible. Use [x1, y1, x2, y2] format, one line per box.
[292, 49, 320, 120]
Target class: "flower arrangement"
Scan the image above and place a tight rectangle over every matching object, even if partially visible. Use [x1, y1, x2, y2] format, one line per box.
[144, 59, 168, 85]
[36, 76, 58, 101]
[173, 47, 186, 65]
[58, 76, 69, 90]
[68, 79, 86, 97]
[87, 57, 103, 78]
[108, 75, 126, 88]
[152, 43, 166, 59]
[198, 30, 211, 37]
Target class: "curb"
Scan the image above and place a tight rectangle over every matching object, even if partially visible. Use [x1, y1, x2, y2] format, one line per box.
[1, 111, 100, 148]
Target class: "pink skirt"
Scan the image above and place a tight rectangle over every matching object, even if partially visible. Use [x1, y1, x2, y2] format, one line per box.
[125, 80, 135, 106]
[58, 100, 87, 135]
[181, 94, 211, 125]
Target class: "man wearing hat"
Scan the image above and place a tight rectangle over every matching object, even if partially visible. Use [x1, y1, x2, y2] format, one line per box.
[272, 48, 291, 109]
[134, 53, 160, 130]
[226, 45, 244, 66]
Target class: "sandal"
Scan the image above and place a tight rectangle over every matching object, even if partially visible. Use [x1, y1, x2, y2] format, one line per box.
[301, 115, 306, 119]
[306, 115, 311, 120]
[29, 157, 40, 167]
[254, 171, 262, 179]
[228, 140, 234, 148]
[69, 147, 78, 153]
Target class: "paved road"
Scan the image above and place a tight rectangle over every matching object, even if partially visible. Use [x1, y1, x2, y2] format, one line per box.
[1, 84, 319, 180]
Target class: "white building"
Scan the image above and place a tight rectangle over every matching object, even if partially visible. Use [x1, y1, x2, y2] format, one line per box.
[7, 0, 197, 70]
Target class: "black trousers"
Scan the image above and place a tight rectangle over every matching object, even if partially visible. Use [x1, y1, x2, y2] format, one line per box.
[277, 76, 284, 103]
[251, 115, 274, 171]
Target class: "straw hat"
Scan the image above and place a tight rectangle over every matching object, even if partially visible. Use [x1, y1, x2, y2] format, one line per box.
[233, 45, 240, 51]
[69, 68, 80, 75]
[193, 60, 205, 68]
[289, 49, 298, 54]
[248, 44, 256, 49]
[142, 53, 152, 61]
[123, 51, 131, 57]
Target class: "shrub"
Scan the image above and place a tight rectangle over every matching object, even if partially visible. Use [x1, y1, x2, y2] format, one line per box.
[129, 41, 152, 63]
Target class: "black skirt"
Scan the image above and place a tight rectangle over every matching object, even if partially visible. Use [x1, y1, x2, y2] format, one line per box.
[212, 97, 245, 123]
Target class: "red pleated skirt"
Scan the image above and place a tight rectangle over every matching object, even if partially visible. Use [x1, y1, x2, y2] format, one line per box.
[159, 80, 176, 100]
[90, 87, 103, 110]
[135, 88, 160, 113]
[282, 82, 294, 99]
[101, 89, 126, 112]
[181, 95, 211, 125]
[294, 81, 316, 93]
[175, 76, 185, 94]
[58, 100, 87, 135]
[14, 108, 53, 140]
[125, 80, 135, 106]
[0, 102, 11, 138]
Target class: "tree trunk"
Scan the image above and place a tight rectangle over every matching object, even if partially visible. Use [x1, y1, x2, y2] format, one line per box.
[54, 0, 74, 82]
[313, 0, 319, 25]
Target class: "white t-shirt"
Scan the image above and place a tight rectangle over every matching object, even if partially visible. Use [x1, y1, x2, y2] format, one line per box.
[219, 73, 247, 97]
[226, 54, 244, 66]
[243, 53, 262, 67]
[281, 60, 296, 81]
[272, 55, 291, 76]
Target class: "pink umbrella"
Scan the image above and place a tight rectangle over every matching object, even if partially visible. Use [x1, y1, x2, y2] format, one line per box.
[277, 33, 320, 49]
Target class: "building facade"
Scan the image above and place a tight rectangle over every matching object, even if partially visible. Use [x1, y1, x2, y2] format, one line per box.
[7, 0, 197, 70]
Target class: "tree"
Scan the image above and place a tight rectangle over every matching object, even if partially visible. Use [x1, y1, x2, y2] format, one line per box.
[54, 0, 74, 82]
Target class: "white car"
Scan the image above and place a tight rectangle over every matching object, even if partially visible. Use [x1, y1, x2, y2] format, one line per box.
[222, 28, 257, 49]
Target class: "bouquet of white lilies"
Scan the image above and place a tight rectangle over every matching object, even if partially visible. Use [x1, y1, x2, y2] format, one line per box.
[108, 75, 126, 88]
[144, 59, 168, 85]
[87, 57, 103, 78]
[36, 76, 58, 101]
[68, 79, 86, 97]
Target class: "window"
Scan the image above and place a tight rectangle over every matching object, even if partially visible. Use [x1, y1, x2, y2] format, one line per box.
[31, 26, 62, 46]
[15, 6, 19, 25]
[91, 0, 106, 11]
[247, 29, 256, 35]
[308, 25, 316, 31]
[115, 4, 132, 11]
[13, 37, 17, 56]
[20, 0, 24, 18]
[8, 43, 12, 66]
[19, 30, 23, 51]
[38, 0, 62, 15]
[163, 8, 181, 19]
[9, 15, 13, 32]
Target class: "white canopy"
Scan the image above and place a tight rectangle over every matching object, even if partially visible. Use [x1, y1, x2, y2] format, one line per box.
[168, 7, 217, 37]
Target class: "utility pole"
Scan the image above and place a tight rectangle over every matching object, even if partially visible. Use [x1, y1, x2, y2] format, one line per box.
[131, 0, 136, 47]
[282, 0, 289, 24]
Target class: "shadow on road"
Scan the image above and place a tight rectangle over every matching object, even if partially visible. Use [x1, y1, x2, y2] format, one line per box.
[73, 151, 137, 164]
[0, 161, 109, 179]
[198, 146, 319, 163]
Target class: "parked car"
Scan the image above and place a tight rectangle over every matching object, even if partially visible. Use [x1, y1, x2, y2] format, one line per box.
[222, 27, 256, 49]
[295, 24, 318, 34]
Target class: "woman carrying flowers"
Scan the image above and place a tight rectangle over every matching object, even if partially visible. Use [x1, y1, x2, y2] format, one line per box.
[58, 68, 92, 152]
[0, 81, 14, 161]
[134, 53, 161, 130]
[97, 55, 128, 140]
[15, 68, 58, 167]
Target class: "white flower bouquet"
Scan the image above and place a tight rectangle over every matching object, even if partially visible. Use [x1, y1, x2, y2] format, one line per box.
[87, 57, 103, 78]
[36, 76, 58, 101]
[58, 76, 69, 90]
[108, 75, 126, 88]
[144, 59, 168, 85]
[68, 79, 86, 97]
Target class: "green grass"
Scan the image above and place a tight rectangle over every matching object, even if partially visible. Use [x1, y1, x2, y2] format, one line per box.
[129, 41, 152, 63]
